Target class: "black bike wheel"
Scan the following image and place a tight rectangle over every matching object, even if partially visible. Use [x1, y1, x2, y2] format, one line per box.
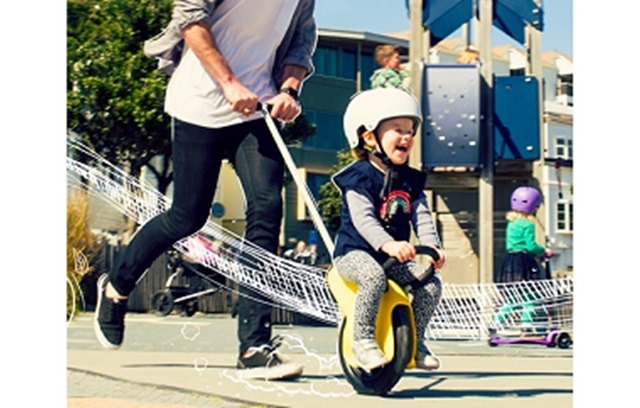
[338, 306, 413, 395]
[151, 290, 174, 316]
[557, 332, 572, 349]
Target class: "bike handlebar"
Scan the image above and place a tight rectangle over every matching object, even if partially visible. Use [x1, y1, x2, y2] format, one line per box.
[381, 245, 440, 271]
[381, 245, 440, 291]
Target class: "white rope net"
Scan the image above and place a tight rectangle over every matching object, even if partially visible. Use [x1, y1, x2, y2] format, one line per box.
[67, 138, 573, 339]
[428, 278, 573, 339]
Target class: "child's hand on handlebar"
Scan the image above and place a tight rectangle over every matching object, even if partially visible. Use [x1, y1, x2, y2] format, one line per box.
[381, 240, 416, 263]
[426, 246, 446, 270]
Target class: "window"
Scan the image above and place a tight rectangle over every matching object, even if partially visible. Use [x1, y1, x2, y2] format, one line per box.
[555, 137, 573, 160]
[313, 46, 358, 80]
[313, 46, 338, 77]
[340, 49, 357, 80]
[510, 68, 525, 76]
[558, 74, 573, 97]
[361, 53, 375, 89]
[556, 201, 573, 233]
[303, 110, 347, 151]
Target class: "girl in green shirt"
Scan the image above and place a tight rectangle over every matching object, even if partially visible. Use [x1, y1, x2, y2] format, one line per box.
[495, 186, 553, 327]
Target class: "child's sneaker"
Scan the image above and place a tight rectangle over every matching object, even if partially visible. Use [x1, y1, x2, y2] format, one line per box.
[352, 338, 388, 372]
[415, 340, 441, 371]
[237, 335, 303, 381]
[94, 274, 127, 349]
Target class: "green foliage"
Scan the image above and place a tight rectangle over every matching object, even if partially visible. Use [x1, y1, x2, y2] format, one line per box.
[317, 149, 356, 231]
[281, 112, 317, 145]
[67, 0, 173, 176]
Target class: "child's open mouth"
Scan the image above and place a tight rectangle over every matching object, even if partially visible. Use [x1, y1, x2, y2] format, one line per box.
[396, 146, 408, 152]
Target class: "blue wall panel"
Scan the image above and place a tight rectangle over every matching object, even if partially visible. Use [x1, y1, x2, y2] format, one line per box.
[421, 64, 481, 168]
[494, 76, 540, 160]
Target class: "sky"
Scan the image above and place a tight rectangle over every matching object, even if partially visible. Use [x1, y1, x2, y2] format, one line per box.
[314, 0, 573, 57]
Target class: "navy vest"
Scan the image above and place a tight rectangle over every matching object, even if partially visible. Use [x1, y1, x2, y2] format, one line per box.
[332, 160, 426, 263]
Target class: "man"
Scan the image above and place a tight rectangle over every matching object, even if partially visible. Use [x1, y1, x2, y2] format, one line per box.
[94, 0, 317, 380]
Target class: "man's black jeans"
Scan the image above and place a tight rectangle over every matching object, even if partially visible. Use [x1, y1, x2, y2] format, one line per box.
[109, 117, 284, 353]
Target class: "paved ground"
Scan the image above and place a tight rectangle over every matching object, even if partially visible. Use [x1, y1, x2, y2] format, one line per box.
[67, 312, 573, 407]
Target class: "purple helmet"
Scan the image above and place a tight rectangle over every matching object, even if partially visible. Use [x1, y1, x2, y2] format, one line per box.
[510, 186, 542, 213]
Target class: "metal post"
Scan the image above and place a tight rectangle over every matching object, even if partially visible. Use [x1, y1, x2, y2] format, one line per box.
[478, 0, 494, 285]
[409, 0, 423, 170]
[462, 22, 471, 49]
[527, 0, 546, 244]
[356, 42, 362, 92]
[423, 27, 431, 62]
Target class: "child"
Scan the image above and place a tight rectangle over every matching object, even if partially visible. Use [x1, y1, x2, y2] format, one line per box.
[498, 186, 553, 283]
[495, 186, 554, 327]
[332, 88, 446, 372]
[369, 45, 410, 90]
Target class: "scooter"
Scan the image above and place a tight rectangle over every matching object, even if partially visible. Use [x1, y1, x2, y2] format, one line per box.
[326, 246, 440, 395]
[488, 328, 572, 349]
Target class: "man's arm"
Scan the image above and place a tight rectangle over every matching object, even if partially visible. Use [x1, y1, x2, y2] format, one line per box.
[181, 21, 259, 116]
[267, 64, 308, 122]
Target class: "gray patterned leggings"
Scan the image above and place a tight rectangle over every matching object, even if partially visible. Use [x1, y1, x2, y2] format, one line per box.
[335, 250, 442, 341]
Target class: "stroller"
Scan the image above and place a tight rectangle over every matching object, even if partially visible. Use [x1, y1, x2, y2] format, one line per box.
[150, 248, 234, 317]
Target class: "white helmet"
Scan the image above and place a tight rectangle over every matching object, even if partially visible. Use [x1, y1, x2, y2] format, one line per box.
[343, 88, 422, 149]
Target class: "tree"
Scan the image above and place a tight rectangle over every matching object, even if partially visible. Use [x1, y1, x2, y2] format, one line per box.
[67, 0, 173, 191]
[317, 149, 355, 231]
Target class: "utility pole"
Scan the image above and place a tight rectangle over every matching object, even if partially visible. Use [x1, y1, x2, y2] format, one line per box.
[527, 0, 546, 243]
[478, 0, 494, 285]
[409, 0, 423, 170]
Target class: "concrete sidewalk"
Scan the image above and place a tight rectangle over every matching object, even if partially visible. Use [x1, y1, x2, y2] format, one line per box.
[67, 313, 573, 407]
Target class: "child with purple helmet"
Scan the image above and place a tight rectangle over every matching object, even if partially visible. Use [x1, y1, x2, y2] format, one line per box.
[499, 186, 553, 283]
[495, 186, 554, 328]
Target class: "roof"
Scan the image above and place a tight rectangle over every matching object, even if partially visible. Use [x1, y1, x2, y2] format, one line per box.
[318, 28, 409, 48]
[542, 50, 573, 65]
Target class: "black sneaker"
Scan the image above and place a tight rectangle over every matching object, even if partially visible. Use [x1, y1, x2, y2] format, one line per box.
[236, 335, 303, 380]
[94, 274, 127, 349]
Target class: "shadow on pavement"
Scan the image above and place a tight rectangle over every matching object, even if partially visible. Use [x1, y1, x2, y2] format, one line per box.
[385, 374, 572, 400]
[404, 370, 573, 379]
[389, 385, 572, 399]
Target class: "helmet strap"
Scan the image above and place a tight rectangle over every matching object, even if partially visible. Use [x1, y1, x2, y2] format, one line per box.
[372, 150, 393, 166]
[372, 129, 394, 167]
[363, 129, 395, 167]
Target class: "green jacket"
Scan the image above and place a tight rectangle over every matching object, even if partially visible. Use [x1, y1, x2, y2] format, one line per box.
[369, 68, 409, 90]
[505, 218, 545, 256]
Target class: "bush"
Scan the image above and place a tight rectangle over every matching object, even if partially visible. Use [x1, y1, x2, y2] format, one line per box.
[67, 190, 98, 320]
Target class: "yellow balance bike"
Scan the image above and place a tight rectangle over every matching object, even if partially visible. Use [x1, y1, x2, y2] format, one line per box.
[327, 246, 440, 395]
